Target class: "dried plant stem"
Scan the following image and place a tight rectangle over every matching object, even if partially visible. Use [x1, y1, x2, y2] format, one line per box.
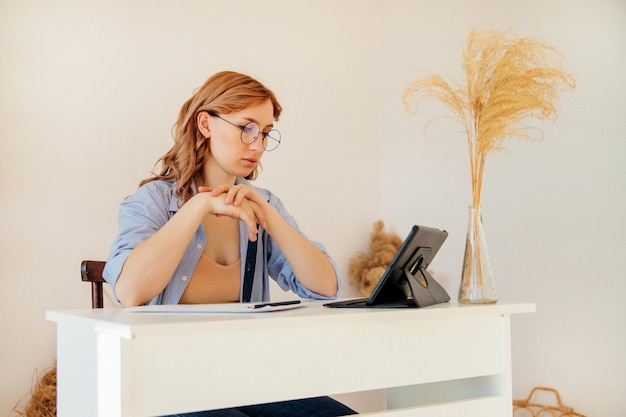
[458, 205, 496, 303]
[403, 28, 575, 211]
[472, 210, 484, 288]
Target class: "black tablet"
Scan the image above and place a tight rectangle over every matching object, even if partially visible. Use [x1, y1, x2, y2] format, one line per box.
[324, 225, 450, 308]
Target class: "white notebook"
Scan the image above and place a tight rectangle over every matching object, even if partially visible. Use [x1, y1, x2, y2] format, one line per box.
[123, 300, 303, 314]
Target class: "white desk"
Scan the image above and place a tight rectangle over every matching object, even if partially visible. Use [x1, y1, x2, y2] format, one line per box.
[47, 302, 534, 417]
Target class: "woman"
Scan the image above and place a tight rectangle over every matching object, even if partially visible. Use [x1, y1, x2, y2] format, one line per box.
[103, 71, 356, 416]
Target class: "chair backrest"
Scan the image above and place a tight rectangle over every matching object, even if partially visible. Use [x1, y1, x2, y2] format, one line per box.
[81, 260, 106, 308]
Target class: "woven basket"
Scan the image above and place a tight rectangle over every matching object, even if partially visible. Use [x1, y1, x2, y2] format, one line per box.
[513, 386, 586, 417]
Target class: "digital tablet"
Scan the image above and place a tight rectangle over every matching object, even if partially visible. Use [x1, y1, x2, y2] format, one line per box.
[324, 225, 450, 308]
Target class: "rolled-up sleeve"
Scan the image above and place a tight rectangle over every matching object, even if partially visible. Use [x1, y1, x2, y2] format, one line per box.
[103, 182, 176, 298]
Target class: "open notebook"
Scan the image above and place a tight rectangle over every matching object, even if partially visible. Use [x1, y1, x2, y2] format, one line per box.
[124, 300, 303, 313]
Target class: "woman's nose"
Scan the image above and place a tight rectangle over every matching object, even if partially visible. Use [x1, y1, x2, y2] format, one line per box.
[248, 135, 265, 152]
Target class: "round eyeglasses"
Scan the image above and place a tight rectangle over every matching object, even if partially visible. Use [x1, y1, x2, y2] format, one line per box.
[209, 112, 281, 151]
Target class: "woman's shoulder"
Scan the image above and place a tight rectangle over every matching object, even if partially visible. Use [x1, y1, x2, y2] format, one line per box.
[137, 179, 176, 193]
[125, 180, 178, 208]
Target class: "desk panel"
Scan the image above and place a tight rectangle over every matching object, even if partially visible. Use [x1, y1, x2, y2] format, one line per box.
[133, 314, 504, 415]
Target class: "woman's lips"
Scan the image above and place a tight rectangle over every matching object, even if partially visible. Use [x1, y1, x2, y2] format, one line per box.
[242, 158, 258, 167]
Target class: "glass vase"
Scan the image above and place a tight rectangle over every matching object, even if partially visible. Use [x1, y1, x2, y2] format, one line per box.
[458, 206, 497, 304]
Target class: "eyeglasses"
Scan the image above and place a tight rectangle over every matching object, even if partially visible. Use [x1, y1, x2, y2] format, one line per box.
[209, 112, 281, 151]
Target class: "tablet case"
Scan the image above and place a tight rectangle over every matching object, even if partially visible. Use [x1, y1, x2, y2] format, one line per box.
[325, 225, 450, 309]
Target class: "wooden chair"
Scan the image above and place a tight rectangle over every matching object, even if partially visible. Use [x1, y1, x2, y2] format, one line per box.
[81, 260, 106, 308]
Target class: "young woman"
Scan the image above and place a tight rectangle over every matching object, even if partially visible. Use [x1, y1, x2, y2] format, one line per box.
[103, 71, 356, 416]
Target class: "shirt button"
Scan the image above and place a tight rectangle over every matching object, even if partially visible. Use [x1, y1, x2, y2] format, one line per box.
[196, 244, 202, 250]
[181, 275, 188, 282]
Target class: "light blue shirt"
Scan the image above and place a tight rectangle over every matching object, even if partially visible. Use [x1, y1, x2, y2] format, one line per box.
[103, 178, 341, 305]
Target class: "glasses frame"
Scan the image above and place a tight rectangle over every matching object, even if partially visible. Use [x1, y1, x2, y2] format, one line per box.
[208, 112, 281, 151]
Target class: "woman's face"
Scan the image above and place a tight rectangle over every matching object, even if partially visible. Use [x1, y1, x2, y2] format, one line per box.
[204, 100, 275, 184]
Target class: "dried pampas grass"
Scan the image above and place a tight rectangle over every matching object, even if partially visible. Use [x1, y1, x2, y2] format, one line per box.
[12, 365, 57, 417]
[403, 28, 576, 209]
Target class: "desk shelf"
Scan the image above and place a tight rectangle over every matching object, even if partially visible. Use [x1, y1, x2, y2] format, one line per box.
[370, 396, 503, 417]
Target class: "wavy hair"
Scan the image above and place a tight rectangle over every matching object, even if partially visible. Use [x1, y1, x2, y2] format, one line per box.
[140, 71, 283, 204]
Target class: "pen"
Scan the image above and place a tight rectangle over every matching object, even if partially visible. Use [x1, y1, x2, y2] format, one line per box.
[248, 300, 301, 309]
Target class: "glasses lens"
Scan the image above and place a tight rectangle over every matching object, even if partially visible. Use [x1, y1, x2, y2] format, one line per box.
[263, 130, 281, 151]
[241, 122, 260, 145]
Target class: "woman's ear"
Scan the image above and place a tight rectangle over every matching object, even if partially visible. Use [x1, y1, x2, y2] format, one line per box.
[196, 111, 211, 139]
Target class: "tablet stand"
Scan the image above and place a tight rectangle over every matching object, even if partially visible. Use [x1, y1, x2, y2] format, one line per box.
[403, 267, 450, 308]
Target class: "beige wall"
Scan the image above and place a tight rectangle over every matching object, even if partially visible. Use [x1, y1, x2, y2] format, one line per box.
[1, 1, 624, 416]
[0, 0, 381, 413]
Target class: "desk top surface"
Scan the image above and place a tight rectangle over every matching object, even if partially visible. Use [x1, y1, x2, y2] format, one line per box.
[46, 301, 535, 339]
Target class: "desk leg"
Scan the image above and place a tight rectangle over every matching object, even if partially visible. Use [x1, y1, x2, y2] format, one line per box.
[500, 313, 514, 417]
[56, 323, 132, 417]
[96, 332, 132, 417]
[56, 322, 98, 417]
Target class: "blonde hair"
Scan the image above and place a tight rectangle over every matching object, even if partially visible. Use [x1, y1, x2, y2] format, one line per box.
[141, 71, 283, 204]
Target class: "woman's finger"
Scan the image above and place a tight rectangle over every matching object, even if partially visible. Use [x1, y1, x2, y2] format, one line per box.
[250, 201, 267, 229]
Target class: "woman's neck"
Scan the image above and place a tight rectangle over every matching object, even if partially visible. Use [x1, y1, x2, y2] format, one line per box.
[202, 164, 236, 188]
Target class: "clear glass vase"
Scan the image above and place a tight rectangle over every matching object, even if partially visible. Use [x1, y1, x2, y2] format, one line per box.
[458, 206, 497, 304]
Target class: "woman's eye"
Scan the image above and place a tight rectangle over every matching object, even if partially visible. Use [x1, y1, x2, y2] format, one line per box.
[243, 123, 259, 137]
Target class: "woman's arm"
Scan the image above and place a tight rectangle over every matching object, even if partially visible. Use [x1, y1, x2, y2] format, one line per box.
[115, 191, 263, 307]
[262, 204, 339, 297]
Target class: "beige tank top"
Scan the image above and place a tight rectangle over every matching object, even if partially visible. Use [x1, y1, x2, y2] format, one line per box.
[179, 252, 241, 304]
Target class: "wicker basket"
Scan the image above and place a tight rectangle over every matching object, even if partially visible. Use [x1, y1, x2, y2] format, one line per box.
[513, 386, 586, 417]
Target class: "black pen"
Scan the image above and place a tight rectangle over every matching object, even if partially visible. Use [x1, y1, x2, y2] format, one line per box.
[248, 300, 302, 309]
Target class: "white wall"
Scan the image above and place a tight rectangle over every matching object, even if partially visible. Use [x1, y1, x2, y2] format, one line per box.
[1, 1, 624, 416]
[379, 1, 626, 417]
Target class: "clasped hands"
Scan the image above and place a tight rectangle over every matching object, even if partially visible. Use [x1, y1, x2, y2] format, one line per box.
[198, 185, 267, 241]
